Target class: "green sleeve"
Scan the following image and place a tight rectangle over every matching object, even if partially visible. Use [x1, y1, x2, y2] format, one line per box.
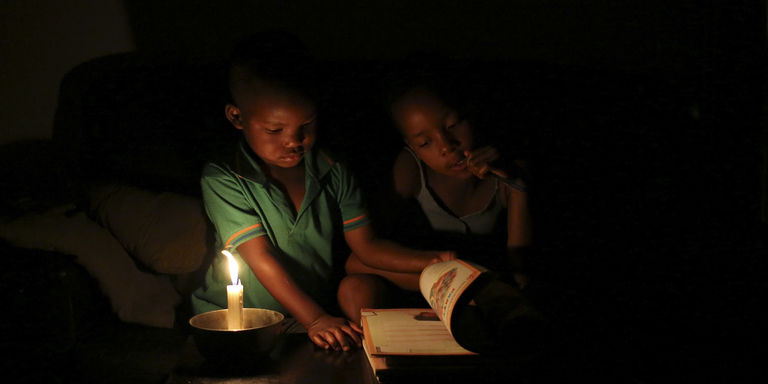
[332, 162, 372, 232]
[200, 163, 266, 249]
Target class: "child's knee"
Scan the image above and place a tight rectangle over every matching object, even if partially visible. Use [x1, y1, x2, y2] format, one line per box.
[344, 253, 360, 274]
[337, 274, 387, 303]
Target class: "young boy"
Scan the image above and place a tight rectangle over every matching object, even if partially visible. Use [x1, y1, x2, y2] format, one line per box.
[191, 34, 453, 352]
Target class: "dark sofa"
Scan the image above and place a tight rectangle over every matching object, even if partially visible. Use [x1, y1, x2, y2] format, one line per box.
[0, 53, 235, 382]
[1, 50, 765, 383]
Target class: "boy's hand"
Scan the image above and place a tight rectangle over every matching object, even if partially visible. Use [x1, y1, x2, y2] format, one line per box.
[464, 147, 508, 180]
[307, 314, 363, 352]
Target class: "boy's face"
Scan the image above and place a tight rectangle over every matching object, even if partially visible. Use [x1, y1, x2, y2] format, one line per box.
[392, 89, 474, 178]
[226, 83, 317, 170]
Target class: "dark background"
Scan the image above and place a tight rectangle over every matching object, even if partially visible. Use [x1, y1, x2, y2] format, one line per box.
[125, 1, 767, 381]
[2, 1, 766, 382]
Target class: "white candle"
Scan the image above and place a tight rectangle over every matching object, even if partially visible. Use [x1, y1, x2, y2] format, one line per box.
[226, 284, 243, 330]
[222, 250, 244, 330]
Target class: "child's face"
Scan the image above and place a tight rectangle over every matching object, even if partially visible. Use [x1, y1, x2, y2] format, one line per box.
[226, 84, 317, 170]
[393, 90, 474, 178]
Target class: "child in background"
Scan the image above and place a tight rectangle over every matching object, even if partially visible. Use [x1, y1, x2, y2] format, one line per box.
[345, 66, 547, 356]
[347, 69, 532, 292]
[191, 33, 454, 352]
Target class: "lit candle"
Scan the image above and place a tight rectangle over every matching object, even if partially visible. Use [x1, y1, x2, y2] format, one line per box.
[222, 250, 243, 330]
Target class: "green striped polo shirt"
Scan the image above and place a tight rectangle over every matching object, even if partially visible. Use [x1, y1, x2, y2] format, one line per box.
[191, 141, 370, 314]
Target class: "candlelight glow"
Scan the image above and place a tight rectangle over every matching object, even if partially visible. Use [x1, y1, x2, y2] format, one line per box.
[222, 250, 239, 286]
[223, 249, 244, 330]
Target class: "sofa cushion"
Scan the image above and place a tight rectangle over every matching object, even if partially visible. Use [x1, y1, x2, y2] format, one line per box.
[88, 185, 212, 275]
[0, 205, 180, 328]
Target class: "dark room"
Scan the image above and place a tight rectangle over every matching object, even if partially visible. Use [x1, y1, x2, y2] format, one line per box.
[1, 1, 765, 383]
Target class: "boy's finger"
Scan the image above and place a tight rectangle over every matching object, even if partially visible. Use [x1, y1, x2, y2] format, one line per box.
[331, 329, 352, 351]
[341, 328, 362, 348]
[343, 335, 361, 349]
[322, 332, 341, 351]
[311, 335, 330, 350]
[349, 320, 363, 335]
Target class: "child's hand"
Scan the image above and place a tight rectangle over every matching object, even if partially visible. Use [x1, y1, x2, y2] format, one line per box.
[307, 314, 363, 352]
[464, 147, 508, 179]
[427, 251, 457, 266]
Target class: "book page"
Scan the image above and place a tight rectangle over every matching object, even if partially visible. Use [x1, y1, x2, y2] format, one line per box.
[418, 260, 486, 332]
[361, 308, 474, 355]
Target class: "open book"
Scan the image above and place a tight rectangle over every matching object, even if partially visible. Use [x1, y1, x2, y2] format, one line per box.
[361, 260, 491, 379]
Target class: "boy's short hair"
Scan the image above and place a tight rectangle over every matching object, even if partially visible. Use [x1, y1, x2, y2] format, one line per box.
[227, 30, 317, 103]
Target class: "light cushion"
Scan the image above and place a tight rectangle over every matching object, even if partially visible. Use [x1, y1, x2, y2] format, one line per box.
[88, 185, 210, 275]
[0, 205, 180, 328]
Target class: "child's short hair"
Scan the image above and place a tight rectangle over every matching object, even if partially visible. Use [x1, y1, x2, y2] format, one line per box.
[227, 30, 318, 103]
[380, 53, 474, 126]
[382, 54, 504, 148]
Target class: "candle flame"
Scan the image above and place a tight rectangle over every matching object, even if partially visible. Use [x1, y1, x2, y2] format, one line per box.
[222, 250, 239, 286]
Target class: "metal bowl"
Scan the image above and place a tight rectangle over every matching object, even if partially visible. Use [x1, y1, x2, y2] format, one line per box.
[189, 308, 285, 361]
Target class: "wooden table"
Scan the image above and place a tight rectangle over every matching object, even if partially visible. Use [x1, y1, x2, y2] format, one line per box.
[166, 320, 380, 384]
[167, 319, 532, 384]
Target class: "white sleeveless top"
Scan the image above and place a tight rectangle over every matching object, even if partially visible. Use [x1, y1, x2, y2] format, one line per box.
[406, 147, 505, 235]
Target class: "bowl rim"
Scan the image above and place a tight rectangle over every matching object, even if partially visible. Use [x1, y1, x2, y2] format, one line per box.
[189, 308, 285, 332]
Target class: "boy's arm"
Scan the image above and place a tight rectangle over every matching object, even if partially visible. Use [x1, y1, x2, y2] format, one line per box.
[345, 253, 421, 291]
[344, 224, 455, 273]
[336, 150, 453, 273]
[236, 236, 362, 351]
